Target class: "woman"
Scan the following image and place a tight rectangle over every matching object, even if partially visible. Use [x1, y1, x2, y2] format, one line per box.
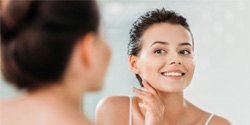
[96, 9, 230, 125]
[0, 1, 110, 125]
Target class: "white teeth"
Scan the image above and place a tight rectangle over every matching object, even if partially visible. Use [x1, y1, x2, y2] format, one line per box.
[162, 72, 183, 76]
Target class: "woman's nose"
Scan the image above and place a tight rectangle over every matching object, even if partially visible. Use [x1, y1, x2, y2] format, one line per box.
[168, 55, 182, 65]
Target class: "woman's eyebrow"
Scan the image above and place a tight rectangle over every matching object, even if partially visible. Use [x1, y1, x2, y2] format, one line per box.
[151, 41, 192, 47]
[179, 42, 192, 46]
[151, 41, 169, 46]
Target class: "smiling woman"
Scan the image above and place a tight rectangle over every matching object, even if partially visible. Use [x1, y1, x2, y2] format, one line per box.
[130, 22, 195, 93]
[96, 9, 231, 125]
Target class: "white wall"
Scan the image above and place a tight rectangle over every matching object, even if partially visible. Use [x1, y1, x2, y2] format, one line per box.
[1, 0, 250, 124]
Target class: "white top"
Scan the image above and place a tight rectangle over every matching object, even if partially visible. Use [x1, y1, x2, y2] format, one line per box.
[205, 114, 215, 125]
[129, 95, 133, 125]
[128, 96, 214, 125]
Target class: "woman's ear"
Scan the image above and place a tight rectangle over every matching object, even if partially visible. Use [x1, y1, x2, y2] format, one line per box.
[128, 55, 140, 74]
[79, 33, 96, 68]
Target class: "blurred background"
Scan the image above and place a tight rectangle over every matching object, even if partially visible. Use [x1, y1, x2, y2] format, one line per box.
[1, 0, 250, 124]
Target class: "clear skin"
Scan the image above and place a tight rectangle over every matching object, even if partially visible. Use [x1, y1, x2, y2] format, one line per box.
[0, 30, 111, 125]
[96, 23, 230, 125]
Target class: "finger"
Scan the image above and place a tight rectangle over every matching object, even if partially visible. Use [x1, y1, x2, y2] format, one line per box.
[138, 102, 152, 110]
[134, 85, 164, 110]
[133, 87, 164, 108]
[134, 95, 159, 109]
[139, 103, 165, 120]
[143, 80, 162, 96]
[138, 102, 158, 114]
[133, 87, 155, 102]
[135, 91, 165, 116]
[142, 80, 158, 96]
[133, 87, 152, 97]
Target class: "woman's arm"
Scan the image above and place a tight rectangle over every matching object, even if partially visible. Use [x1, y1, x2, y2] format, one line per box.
[96, 96, 130, 125]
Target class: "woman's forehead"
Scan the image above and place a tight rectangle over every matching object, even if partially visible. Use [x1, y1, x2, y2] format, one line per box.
[140, 23, 193, 47]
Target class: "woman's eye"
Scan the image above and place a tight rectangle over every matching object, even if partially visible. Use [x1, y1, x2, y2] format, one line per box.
[154, 49, 166, 54]
[179, 50, 191, 55]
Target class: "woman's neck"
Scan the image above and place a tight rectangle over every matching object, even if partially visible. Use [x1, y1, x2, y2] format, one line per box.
[157, 91, 189, 123]
[26, 83, 84, 113]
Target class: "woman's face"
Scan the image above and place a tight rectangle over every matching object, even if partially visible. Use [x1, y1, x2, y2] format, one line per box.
[133, 23, 195, 93]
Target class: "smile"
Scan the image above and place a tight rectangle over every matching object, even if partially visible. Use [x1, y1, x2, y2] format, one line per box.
[161, 72, 185, 77]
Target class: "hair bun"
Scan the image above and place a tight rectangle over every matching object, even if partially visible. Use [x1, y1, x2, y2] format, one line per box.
[1, 0, 35, 43]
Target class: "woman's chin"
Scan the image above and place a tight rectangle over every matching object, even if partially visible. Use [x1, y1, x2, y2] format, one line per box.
[159, 88, 184, 93]
[155, 83, 188, 93]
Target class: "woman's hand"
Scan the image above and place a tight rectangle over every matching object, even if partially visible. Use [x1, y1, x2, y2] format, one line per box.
[133, 80, 165, 125]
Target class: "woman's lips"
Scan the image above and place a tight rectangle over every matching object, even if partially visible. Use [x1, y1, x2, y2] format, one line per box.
[161, 71, 185, 79]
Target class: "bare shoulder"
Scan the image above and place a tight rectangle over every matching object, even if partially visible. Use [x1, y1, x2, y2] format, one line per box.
[0, 99, 8, 115]
[0, 98, 14, 107]
[97, 95, 130, 107]
[52, 114, 93, 125]
[0, 98, 25, 125]
[96, 95, 130, 115]
[0, 98, 18, 114]
[96, 96, 130, 125]
[186, 101, 231, 125]
[209, 115, 231, 125]
[0, 98, 93, 125]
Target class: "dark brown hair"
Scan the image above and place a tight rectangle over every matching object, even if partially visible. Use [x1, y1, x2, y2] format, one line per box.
[128, 8, 194, 86]
[0, 1, 100, 91]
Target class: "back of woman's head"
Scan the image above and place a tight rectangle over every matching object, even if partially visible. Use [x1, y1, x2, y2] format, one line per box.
[0, 1, 100, 91]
